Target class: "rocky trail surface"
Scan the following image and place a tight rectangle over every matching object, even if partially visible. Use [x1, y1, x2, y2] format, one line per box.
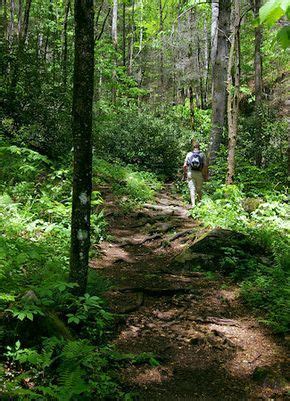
[92, 185, 289, 401]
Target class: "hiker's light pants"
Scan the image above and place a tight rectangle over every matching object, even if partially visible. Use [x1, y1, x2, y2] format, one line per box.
[187, 170, 204, 207]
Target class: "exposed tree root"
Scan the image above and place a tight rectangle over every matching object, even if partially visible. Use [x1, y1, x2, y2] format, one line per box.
[195, 317, 241, 327]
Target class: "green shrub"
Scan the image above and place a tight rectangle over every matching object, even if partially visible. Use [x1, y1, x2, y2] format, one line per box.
[93, 158, 162, 210]
[192, 185, 290, 333]
[94, 106, 190, 178]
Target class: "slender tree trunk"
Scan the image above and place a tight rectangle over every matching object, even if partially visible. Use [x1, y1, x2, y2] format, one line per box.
[69, 0, 95, 295]
[17, 0, 22, 37]
[95, 0, 104, 32]
[204, 15, 210, 107]
[10, 0, 32, 90]
[62, 0, 70, 90]
[226, 0, 240, 184]
[288, 113, 290, 179]
[112, 0, 118, 46]
[159, 0, 164, 96]
[8, 0, 15, 45]
[211, 0, 219, 68]
[188, 85, 195, 129]
[208, 0, 231, 168]
[95, 6, 111, 41]
[197, 37, 204, 109]
[122, 0, 126, 67]
[128, 0, 134, 75]
[253, 0, 262, 106]
[1, 0, 8, 75]
[112, 0, 118, 103]
[252, 0, 263, 166]
[137, 0, 144, 105]
[21, 0, 31, 45]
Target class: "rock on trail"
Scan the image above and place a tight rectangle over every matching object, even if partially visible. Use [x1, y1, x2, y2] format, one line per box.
[91, 185, 289, 401]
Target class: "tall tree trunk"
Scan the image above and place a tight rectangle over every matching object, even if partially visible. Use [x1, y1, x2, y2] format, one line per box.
[112, 0, 118, 103]
[288, 113, 290, 179]
[128, 0, 134, 75]
[208, 0, 231, 168]
[10, 0, 32, 90]
[197, 36, 204, 109]
[226, 0, 241, 184]
[137, 0, 144, 105]
[159, 0, 164, 97]
[1, 0, 8, 75]
[188, 85, 195, 129]
[62, 0, 70, 90]
[122, 0, 126, 67]
[17, 0, 22, 37]
[204, 15, 210, 107]
[8, 0, 15, 45]
[69, 0, 95, 295]
[112, 0, 118, 48]
[211, 0, 219, 68]
[252, 0, 263, 166]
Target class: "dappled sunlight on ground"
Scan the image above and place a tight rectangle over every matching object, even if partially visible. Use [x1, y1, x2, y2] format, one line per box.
[92, 184, 289, 400]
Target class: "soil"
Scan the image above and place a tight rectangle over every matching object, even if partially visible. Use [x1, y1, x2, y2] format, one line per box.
[91, 184, 289, 401]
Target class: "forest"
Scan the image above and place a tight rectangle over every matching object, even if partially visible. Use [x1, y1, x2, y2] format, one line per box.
[0, 0, 289, 399]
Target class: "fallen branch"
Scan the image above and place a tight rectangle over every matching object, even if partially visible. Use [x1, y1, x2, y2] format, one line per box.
[120, 233, 162, 247]
[117, 287, 193, 296]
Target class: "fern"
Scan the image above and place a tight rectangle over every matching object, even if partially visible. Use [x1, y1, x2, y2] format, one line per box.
[61, 340, 95, 362]
[57, 366, 87, 401]
[51, 340, 96, 400]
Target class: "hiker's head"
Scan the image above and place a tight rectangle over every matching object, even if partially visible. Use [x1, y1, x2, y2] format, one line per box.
[192, 141, 200, 150]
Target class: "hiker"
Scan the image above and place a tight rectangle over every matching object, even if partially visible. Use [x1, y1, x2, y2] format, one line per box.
[183, 141, 208, 207]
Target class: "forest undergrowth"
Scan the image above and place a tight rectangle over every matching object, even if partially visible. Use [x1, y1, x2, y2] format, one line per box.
[0, 144, 163, 399]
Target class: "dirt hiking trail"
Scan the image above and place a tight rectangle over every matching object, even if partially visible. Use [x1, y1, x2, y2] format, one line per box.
[92, 184, 289, 401]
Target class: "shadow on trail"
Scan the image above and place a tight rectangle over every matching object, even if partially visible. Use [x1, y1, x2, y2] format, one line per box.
[91, 184, 288, 401]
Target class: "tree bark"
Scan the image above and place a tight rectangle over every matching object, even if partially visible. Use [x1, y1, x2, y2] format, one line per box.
[10, 0, 32, 90]
[211, 0, 219, 68]
[253, 0, 262, 106]
[1, 0, 8, 75]
[69, 0, 95, 295]
[159, 0, 164, 97]
[252, 0, 263, 166]
[112, 0, 118, 103]
[226, 0, 241, 184]
[128, 0, 134, 75]
[122, 0, 126, 67]
[17, 0, 22, 37]
[204, 14, 210, 107]
[112, 0, 118, 48]
[8, 0, 15, 45]
[188, 85, 195, 129]
[62, 0, 71, 90]
[208, 0, 231, 168]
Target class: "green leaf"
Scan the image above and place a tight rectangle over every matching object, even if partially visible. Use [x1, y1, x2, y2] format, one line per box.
[17, 312, 26, 321]
[281, 0, 290, 12]
[277, 25, 290, 48]
[260, 0, 284, 25]
[26, 312, 34, 321]
[16, 253, 28, 265]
